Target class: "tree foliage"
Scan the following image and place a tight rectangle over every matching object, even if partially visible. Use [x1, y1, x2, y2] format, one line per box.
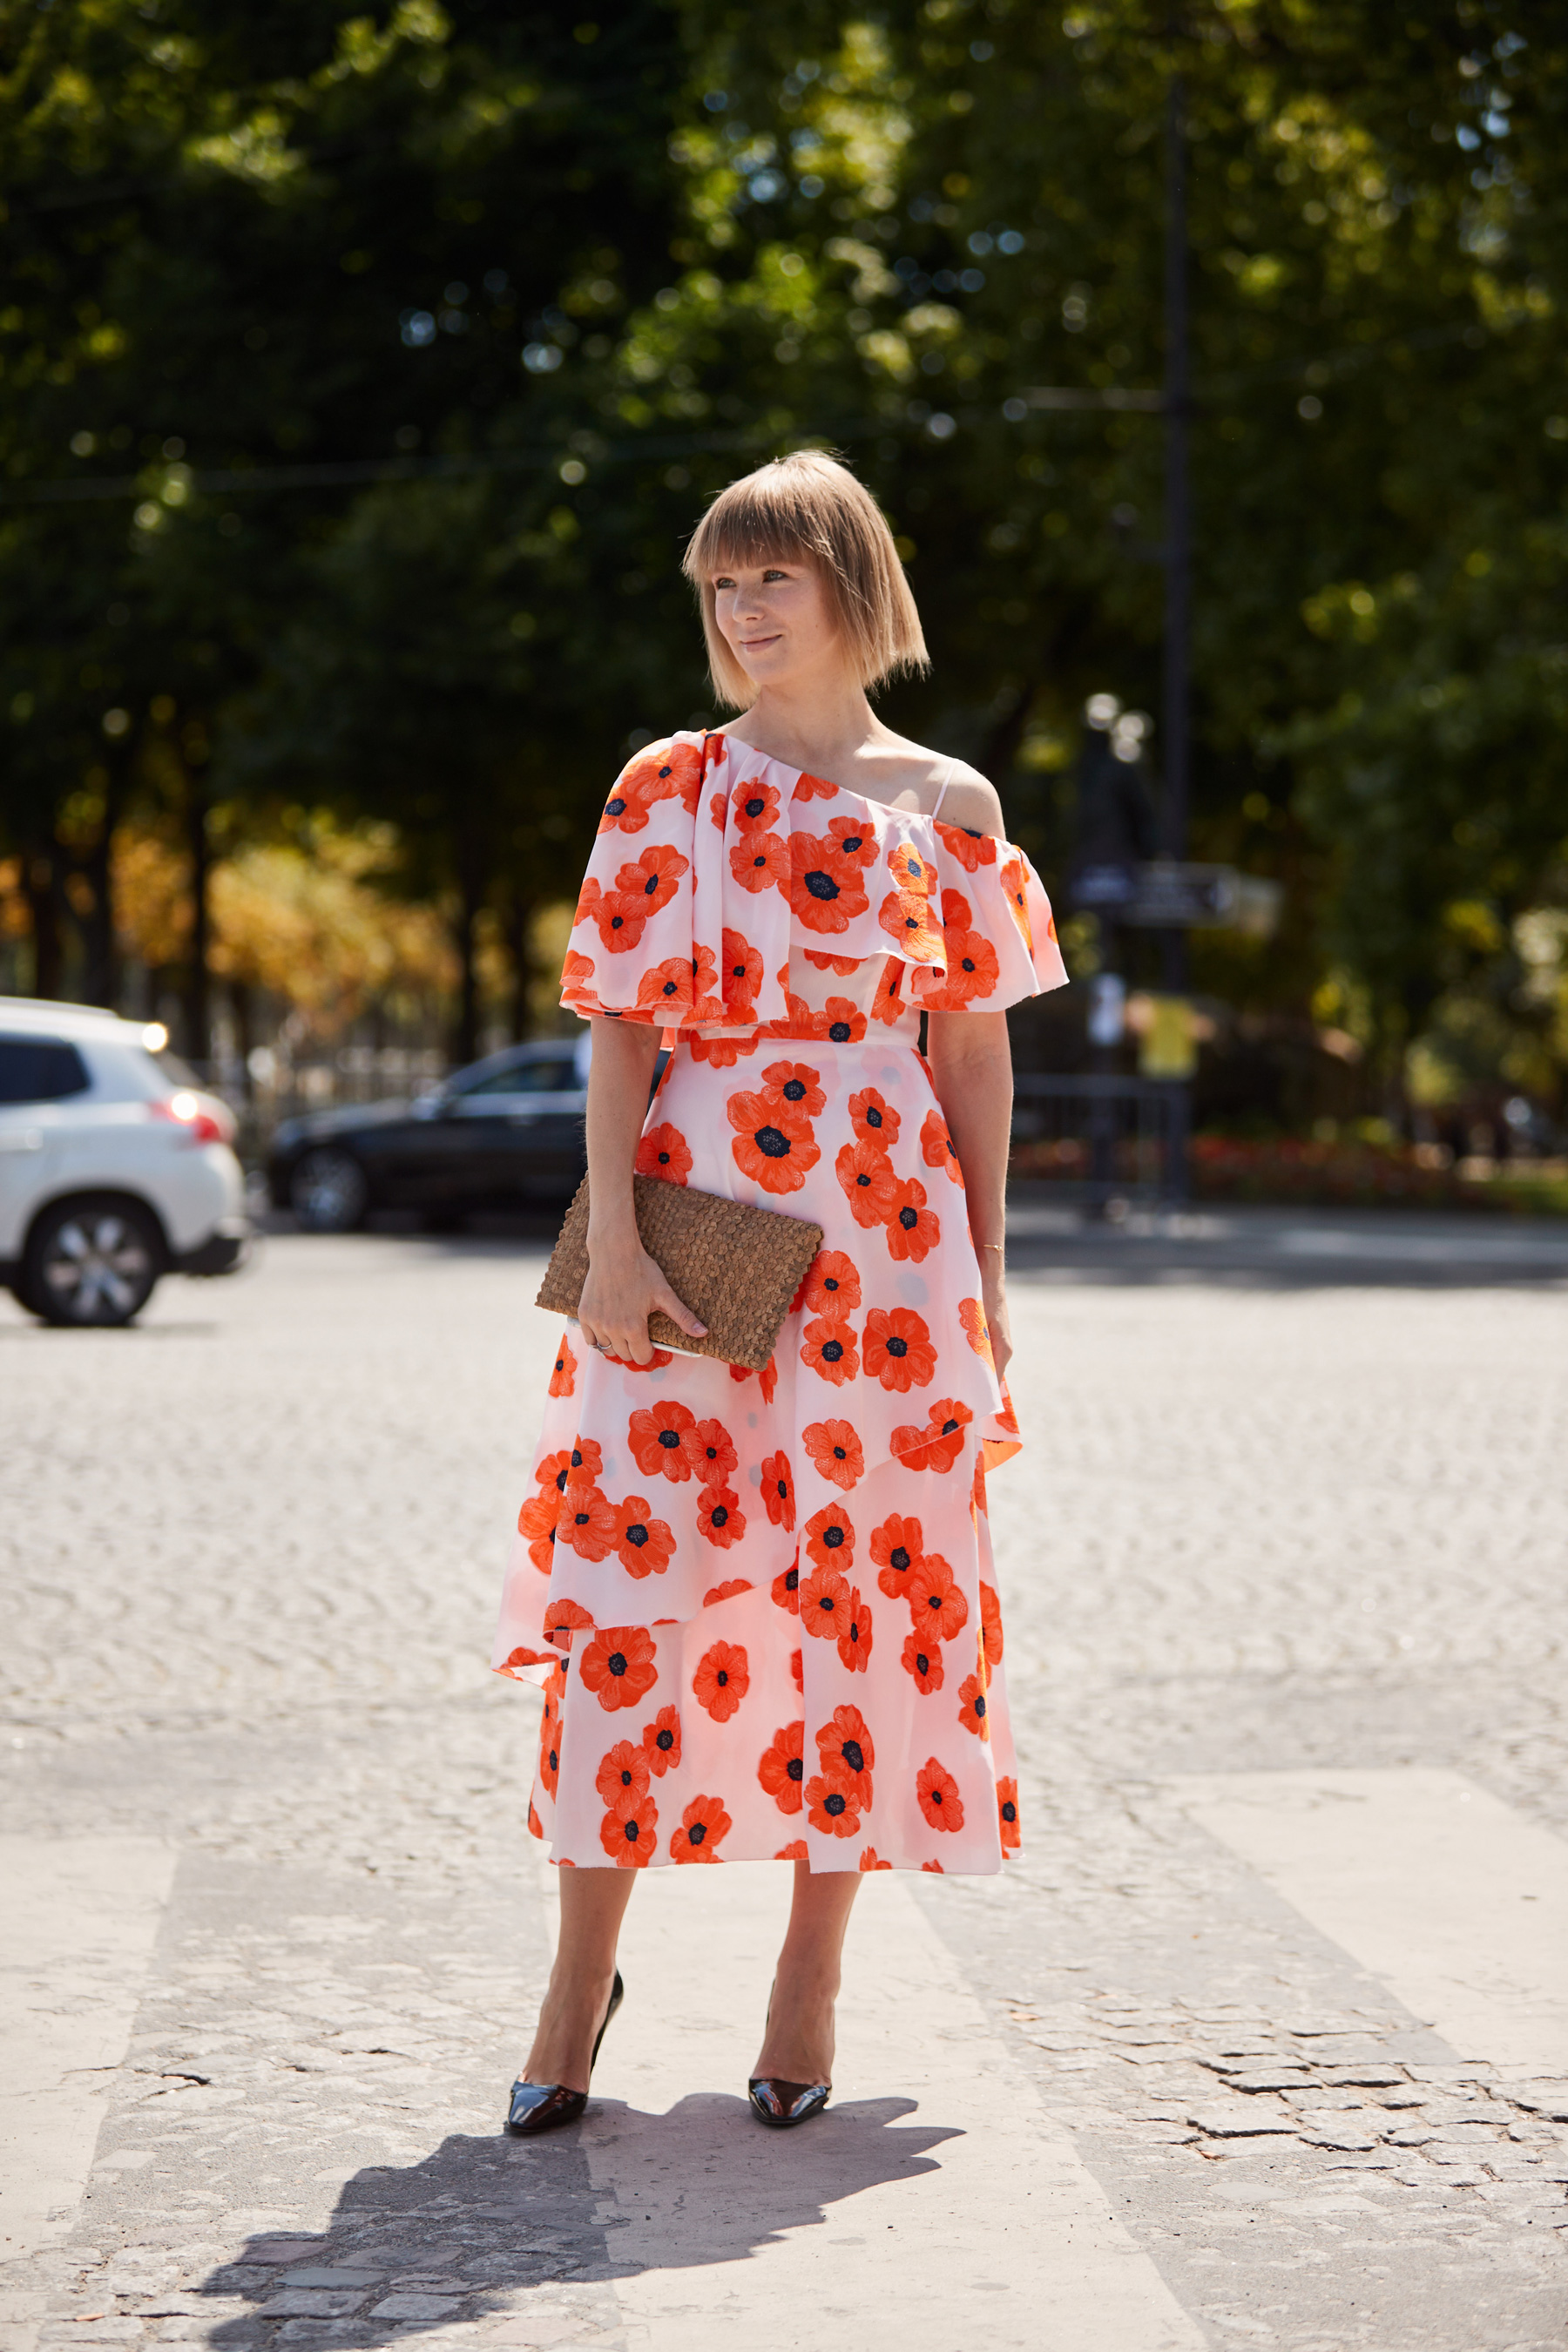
[2, 0, 1565, 1115]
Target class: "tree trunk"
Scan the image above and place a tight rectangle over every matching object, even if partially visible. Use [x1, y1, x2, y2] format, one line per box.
[82, 744, 132, 1010]
[452, 857, 484, 1068]
[185, 768, 211, 1069]
[507, 886, 532, 1043]
[23, 849, 63, 999]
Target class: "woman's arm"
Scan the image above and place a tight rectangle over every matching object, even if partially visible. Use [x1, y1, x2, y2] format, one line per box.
[576, 1018, 706, 1366]
[925, 1007, 1014, 1382]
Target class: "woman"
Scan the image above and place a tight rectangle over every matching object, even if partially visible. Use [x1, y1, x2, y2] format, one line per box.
[493, 449, 1068, 2133]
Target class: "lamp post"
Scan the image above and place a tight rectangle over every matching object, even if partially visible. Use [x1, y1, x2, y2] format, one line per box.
[1159, 66, 1193, 1200]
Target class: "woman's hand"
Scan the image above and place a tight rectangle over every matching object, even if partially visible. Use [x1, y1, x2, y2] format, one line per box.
[578, 1226, 706, 1367]
[980, 1254, 1012, 1386]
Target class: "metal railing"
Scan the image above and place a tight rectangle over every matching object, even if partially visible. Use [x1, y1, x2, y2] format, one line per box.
[1010, 1074, 1190, 1208]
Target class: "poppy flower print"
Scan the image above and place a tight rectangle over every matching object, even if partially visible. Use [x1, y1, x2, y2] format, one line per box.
[501, 729, 1071, 1874]
[788, 833, 869, 934]
[517, 1490, 559, 1573]
[871, 1511, 925, 1598]
[730, 830, 788, 895]
[600, 1788, 659, 1865]
[816, 1704, 875, 1809]
[635, 1122, 693, 1184]
[758, 1721, 805, 1815]
[693, 1639, 749, 1721]
[798, 1562, 852, 1637]
[628, 1402, 701, 1483]
[885, 1177, 940, 1263]
[836, 1588, 874, 1673]
[826, 814, 878, 870]
[760, 1452, 795, 1533]
[894, 1399, 974, 1474]
[907, 1552, 969, 1642]
[623, 738, 703, 812]
[728, 1088, 820, 1194]
[801, 1316, 860, 1386]
[558, 1485, 618, 1563]
[579, 1625, 659, 1711]
[802, 1249, 862, 1317]
[958, 1297, 992, 1360]
[721, 928, 763, 1017]
[805, 1774, 862, 1837]
[671, 1794, 731, 1862]
[804, 1502, 855, 1571]
[596, 1740, 652, 1807]
[902, 1633, 944, 1693]
[643, 1705, 681, 1775]
[836, 1140, 899, 1227]
[732, 778, 781, 833]
[999, 853, 1033, 945]
[917, 1757, 965, 1832]
[958, 1670, 990, 1740]
[980, 1579, 1004, 1666]
[864, 1307, 936, 1393]
[921, 1110, 963, 1182]
[801, 1419, 865, 1491]
[611, 1496, 675, 1577]
[692, 1418, 738, 1482]
[848, 1086, 901, 1148]
[933, 819, 998, 873]
[761, 1059, 826, 1119]
[697, 1483, 746, 1548]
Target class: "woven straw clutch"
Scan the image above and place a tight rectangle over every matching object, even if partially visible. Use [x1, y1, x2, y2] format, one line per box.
[537, 1173, 824, 1373]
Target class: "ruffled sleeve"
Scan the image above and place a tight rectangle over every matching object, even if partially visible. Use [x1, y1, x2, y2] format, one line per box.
[909, 823, 1069, 1012]
[558, 733, 793, 1031]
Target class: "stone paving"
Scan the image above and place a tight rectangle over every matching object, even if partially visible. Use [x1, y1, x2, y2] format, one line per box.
[2, 1218, 1566, 2350]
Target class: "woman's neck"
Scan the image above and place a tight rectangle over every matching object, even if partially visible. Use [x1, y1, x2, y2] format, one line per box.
[723, 672, 888, 779]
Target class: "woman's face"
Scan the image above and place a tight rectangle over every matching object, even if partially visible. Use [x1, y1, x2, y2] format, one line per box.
[708, 556, 846, 692]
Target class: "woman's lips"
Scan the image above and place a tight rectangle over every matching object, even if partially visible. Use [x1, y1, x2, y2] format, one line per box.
[740, 633, 782, 651]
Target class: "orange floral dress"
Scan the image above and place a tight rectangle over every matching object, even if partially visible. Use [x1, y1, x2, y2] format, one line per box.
[493, 731, 1069, 1873]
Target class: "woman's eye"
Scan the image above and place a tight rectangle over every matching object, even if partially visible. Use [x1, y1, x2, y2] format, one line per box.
[762, 568, 787, 582]
[713, 576, 734, 591]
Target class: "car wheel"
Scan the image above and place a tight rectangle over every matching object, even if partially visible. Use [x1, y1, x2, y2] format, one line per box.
[20, 1196, 162, 1328]
[290, 1146, 369, 1233]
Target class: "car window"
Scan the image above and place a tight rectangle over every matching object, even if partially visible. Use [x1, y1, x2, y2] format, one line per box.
[0, 1036, 91, 1105]
[456, 1058, 578, 1097]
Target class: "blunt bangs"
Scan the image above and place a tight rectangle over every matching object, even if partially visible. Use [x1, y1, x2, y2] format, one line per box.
[682, 450, 929, 709]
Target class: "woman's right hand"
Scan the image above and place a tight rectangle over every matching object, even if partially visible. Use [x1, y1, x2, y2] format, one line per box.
[578, 1226, 707, 1366]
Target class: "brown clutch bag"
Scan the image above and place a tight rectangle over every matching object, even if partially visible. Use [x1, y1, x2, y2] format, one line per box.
[536, 1173, 824, 1373]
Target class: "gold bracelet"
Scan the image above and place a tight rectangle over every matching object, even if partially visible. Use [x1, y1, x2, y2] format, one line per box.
[979, 1240, 1004, 1254]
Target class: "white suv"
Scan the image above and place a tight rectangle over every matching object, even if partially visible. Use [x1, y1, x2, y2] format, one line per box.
[0, 997, 249, 1327]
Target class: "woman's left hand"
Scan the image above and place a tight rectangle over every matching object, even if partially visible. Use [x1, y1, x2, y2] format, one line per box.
[980, 1257, 1012, 1385]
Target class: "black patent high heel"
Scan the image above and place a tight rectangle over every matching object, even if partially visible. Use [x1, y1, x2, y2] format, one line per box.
[504, 1970, 624, 2137]
[747, 1980, 831, 2128]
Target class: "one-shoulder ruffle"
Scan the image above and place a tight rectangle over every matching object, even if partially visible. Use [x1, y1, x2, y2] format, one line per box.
[558, 732, 1067, 1035]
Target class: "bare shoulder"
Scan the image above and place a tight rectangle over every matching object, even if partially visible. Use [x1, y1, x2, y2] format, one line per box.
[934, 767, 1006, 840]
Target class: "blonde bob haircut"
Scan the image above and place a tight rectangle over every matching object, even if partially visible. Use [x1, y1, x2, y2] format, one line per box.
[682, 449, 929, 709]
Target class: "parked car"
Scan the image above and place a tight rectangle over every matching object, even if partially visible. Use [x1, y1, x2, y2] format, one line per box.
[0, 997, 249, 1327]
[268, 1035, 593, 1233]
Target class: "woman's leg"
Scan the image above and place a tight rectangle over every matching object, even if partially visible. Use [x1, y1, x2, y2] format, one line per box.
[753, 1863, 861, 2084]
[520, 1868, 637, 2091]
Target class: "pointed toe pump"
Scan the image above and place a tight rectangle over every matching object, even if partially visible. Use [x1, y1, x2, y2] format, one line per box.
[747, 2076, 831, 2129]
[505, 1970, 624, 2138]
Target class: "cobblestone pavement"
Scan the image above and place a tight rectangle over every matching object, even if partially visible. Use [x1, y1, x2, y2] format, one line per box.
[3, 1220, 1566, 2351]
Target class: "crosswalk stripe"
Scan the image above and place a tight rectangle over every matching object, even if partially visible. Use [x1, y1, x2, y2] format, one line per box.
[1171, 1769, 1568, 2073]
[532, 1861, 1203, 2351]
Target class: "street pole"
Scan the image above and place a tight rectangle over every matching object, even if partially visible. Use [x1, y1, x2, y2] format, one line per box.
[1161, 65, 1193, 1201]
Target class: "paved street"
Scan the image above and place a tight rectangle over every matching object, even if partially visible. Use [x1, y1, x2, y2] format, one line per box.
[3, 1215, 1567, 2351]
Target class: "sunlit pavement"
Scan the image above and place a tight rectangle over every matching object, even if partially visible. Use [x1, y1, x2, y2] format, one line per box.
[3, 1215, 1566, 2352]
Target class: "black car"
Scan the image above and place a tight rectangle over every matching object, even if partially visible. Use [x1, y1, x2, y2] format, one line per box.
[269, 1038, 591, 1232]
